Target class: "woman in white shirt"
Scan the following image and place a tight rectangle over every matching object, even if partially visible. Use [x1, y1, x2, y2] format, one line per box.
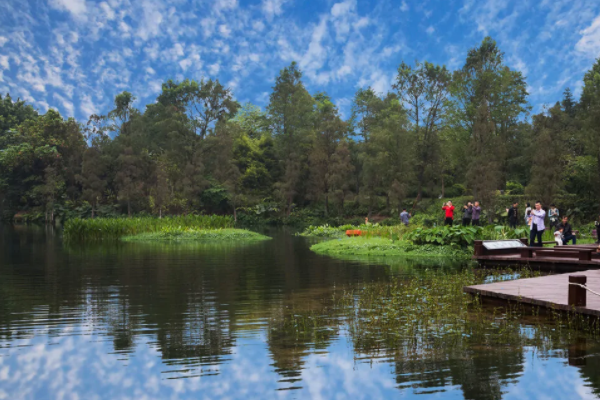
[529, 201, 546, 247]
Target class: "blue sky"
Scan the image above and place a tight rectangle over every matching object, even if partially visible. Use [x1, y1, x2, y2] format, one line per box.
[1, 0, 600, 121]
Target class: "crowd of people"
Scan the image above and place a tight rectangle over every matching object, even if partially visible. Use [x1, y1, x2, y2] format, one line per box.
[440, 200, 598, 247]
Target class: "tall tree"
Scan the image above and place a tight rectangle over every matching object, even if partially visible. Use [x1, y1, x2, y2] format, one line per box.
[577, 58, 600, 204]
[77, 145, 106, 218]
[526, 103, 565, 206]
[368, 95, 414, 214]
[267, 62, 315, 215]
[158, 79, 239, 138]
[450, 37, 529, 194]
[115, 147, 142, 216]
[308, 93, 347, 214]
[393, 61, 451, 201]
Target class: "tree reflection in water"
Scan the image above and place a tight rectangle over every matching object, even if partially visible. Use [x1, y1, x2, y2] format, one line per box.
[1, 225, 600, 399]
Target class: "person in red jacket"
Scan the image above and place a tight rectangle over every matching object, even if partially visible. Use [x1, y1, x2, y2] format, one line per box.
[442, 201, 455, 226]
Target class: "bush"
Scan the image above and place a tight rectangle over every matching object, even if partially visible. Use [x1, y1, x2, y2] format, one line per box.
[63, 215, 235, 241]
[506, 181, 524, 195]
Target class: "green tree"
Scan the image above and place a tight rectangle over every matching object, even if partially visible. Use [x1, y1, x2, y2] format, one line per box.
[526, 104, 565, 206]
[158, 79, 239, 138]
[308, 93, 348, 214]
[267, 62, 315, 215]
[394, 61, 451, 201]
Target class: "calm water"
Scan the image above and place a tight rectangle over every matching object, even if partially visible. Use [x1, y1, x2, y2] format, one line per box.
[1, 225, 599, 400]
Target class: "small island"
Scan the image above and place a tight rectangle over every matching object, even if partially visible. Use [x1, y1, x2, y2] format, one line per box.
[63, 215, 271, 242]
[122, 228, 270, 242]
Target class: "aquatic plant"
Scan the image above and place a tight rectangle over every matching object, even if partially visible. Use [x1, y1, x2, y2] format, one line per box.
[63, 215, 235, 241]
[310, 237, 471, 258]
[122, 228, 271, 242]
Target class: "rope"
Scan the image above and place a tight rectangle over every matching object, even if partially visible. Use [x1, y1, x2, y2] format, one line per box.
[569, 282, 600, 298]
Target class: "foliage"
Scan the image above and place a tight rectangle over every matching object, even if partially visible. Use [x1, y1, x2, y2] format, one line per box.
[310, 237, 470, 258]
[405, 225, 479, 247]
[63, 215, 234, 241]
[121, 228, 270, 242]
[3, 38, 600, 226]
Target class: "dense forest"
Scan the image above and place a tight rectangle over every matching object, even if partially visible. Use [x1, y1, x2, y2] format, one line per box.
[1, 37, 600, 223]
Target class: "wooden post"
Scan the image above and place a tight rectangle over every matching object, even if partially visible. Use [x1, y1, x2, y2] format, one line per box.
[474, 240, 483, 256]
[569, 275, 587, 307]
[579, 250, 592, 261]
[520, 248, 533, 258]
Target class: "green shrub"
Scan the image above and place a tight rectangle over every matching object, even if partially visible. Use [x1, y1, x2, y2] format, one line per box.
[64, 215, 235, 241]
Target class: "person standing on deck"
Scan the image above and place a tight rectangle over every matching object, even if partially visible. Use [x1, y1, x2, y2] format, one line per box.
[400, 209, 410, 226]
[524, 203, 531, 221]
[472, 201, 482, 226]
[595, 214, 600, 244]
[529, 201, 546, 247]
[507, 202, 519, 229]
[462, 202, 473, 226]
[549, 204, 560, 230]
[442, 201, 455, 226]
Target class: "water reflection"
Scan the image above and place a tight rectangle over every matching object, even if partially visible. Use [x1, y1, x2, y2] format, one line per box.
[0, 225, 599, 399]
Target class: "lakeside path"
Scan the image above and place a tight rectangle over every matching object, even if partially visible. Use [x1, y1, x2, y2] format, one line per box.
[464, 270, 600, 317]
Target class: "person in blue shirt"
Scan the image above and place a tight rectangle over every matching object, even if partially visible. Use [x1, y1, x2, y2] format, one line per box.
[400, 209, 410, 226]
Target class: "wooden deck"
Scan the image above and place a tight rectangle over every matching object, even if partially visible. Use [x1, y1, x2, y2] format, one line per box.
[473, 240, 600, 271]
[464, 270, 600, 317]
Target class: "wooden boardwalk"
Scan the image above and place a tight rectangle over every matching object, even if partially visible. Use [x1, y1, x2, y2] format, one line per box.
[464, 270, 600, 317]
[473, 240, 600, 271]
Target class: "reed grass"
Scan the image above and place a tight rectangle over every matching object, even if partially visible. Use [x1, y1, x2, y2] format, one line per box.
[122, 228, 270, 242]
[63, 215, 234, 241]
[310, 236, 470, 258]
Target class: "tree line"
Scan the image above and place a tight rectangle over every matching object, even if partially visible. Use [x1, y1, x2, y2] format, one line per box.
[1, 36, 600, 222]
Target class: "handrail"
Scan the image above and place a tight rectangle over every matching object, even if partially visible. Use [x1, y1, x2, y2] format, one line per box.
[569, 282, 600, 298]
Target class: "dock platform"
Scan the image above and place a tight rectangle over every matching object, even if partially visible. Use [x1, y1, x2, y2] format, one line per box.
[473, 240, 600, 271]
[464, 270, 600, 317]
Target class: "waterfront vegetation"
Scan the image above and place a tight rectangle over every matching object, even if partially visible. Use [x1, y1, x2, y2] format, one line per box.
[304, 218, 597, 259]
[64, 215, 235, 241]
[274, 267, 600, 359]
[4, 37, 600, 231]
[311, 237, 472, 258]
[122, 228, 270, 242]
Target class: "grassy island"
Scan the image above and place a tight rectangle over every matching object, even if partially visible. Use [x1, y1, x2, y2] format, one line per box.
[63, 215, 270, 242]
[311, 237, 470, 258]
[122, 228, 270, 242]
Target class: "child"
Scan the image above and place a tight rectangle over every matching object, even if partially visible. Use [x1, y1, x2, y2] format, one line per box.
[554, 228, 563, 246]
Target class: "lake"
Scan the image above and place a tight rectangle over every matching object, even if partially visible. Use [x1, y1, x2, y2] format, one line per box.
[1, 224, 599, 400]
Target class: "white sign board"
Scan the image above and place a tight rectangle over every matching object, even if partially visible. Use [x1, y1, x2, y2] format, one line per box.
[482, 240, 526, 250]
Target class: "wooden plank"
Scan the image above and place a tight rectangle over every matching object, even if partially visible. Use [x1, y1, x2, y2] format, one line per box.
[464, 270, 600, 317]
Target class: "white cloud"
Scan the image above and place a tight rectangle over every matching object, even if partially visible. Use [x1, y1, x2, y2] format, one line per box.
[354, 17, 369, 30]
[400, 1, 409, 12]
[99, 2, 115, 20]
[49, 0, 87, 18]
[209, 63, 220, 76]
[214, 0, 238, 13]
[262, 0, 288, 21]
[80, 93, 97, 116]
[201, 18, 216, 38]
[219, 24, 231, 38]
[426, 26, 435, 35]
[136, 0, 164, 41]
[0, 55, 9, 70]
[576, 15, 600, 55]
[0, 37, 8, 47]
[53, 92, 74, 116]
[252, 20, 265, 33]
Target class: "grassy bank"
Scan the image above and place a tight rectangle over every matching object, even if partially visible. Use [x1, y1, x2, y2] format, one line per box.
[311, 237, 471, 258]
[63, 215, 234, 241]
[122, 228, 270, 242]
